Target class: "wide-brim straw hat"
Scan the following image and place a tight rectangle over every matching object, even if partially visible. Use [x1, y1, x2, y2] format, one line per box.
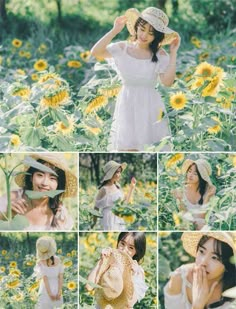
[125, 7, 178, 45]
[36, 236, 57, 260]
[95, 249, 134, 308]
[101, 160, 127, 183]
[181, 232, 236, 258]
[182, 158, 213, 186]
[15, 153, 77, 198]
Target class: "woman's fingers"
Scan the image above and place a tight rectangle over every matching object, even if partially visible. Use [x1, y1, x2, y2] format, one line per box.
[11, 199, 28, 214]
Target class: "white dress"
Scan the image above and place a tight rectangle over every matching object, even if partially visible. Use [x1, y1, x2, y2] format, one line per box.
[95, 186, 126, 230]
[0, 189, 73, 230]
[96, 262, 148, 309]
[34, 259, 64, 309]
[164, 264, 234, 309]
[106, 41, 171, 151]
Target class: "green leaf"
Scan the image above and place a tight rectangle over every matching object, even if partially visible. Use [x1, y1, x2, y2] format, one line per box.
[158, 255, 171, 281]
[25, 190, 64, 199]
[21, 127, 42, 147]
[23, 156, 58, 176]
[0, 215, 29, 230]
[49, 108, 69, 127]
[88, 209, 103, 217]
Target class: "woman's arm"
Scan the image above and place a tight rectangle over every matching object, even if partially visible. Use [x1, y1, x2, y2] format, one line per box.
[56, 272, 63, 300]
[172, 188, 186, 212]
[125, 177, 136, 203]
[91, 15, 127, 58]
[43, 275, 56, 300]
[159, 34, 181, 87]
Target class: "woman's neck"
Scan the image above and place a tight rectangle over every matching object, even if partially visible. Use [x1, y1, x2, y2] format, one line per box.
[31, 197, 50, 209]
[186, 183, 199, 192]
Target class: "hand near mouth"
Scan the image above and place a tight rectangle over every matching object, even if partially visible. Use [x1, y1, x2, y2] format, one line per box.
[192, 265, 219, 309]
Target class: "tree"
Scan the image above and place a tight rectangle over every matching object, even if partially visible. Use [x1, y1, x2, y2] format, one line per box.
[0, 0, 7, 22]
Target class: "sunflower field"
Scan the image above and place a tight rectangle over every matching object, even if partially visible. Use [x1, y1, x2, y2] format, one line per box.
[0, 232, 78, 308]
[158, 232, 236, 309]
[79, 153, 157, 231]
[158, 153, 236, 230]
[0, 29, 235, 151]
[79, 232, 157, 308]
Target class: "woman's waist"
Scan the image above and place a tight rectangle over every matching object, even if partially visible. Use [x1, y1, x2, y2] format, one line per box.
[121, 77, 157, 87]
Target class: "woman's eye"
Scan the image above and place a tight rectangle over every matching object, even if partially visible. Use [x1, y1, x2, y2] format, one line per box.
[212, 255, 220, 261]
[199, 249, 204, 254]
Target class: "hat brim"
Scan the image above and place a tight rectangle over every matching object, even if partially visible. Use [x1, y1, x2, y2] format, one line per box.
[36, 237, 57, 260]
[15, 153, 77, 198]
[101, 162, 127, 182]
[125, 8, 178, 45]
[181, 232, 236, 258]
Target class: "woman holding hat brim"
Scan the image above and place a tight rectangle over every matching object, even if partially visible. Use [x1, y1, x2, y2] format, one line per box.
[0, 153, 77, 230]
[172, 159, 216, 230]
[34, 236, 64, 308]
[93, 160, 136, 230]
[164, 232, 236, 309]
[91, 7, 181, 151]
[86, 232, 148, 308]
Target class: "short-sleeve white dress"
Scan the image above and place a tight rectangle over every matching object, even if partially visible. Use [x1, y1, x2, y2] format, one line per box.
[34, 259, 64, 309]
[95, 186, 126, 230]
[106, 41, 171, 151]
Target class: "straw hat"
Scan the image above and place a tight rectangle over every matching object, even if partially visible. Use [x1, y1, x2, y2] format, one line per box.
[95, 249, 134, 308]
[125, 7, 178, 45]
[15, 153, 77, 198]
[101, 160, 127, 183]
[182, 159, 213, 186]
[36, 236, 57, 260]
[181, 232, 236, 258]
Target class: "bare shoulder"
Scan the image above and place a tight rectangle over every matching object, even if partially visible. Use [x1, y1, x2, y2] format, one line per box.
[159, 48, 168, 56]
[54, 256, 61, 266]
[166, 269, 183, 295]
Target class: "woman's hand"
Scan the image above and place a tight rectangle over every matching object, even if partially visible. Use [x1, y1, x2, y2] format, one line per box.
[169, 33, 181, 54]
[101, 247, 112, 259]
[56, 291, 62, 300]
[192, 265, 219, 309]
[49, 293, 57, 301]
[130, 177, 136, 188]
[112, 15, 127, 35]
[11, 198, 29, 215]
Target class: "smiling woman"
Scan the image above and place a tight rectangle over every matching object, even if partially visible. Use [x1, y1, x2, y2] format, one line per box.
[0, 153, 78, 230]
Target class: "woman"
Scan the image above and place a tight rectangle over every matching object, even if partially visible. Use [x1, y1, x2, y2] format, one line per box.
[172, 159, 216, 230]
[0, 153, 77, 230]
[94, 160, 136, 230]
[164, 232, 236, 309]
[91, 7, 180, 151]
[34, 236, 64, 308]
[86, 232, 148, 308]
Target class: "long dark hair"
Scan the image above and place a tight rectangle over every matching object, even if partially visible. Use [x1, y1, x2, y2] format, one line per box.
[47, 256, 55, 266]
[186, 163, 207, 205]
[134, 17, 165, 63]
[117, 232, 146, 263]
[24, 159, 66, 227]
[197, 236, 236, 301]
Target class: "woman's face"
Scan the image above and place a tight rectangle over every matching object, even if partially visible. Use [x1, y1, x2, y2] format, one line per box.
[186, 164, 199, 185]
[32, 170, 58, 192]
[111, 167, 122, 182]
[137, 22, 155, 46]
[117, 234, 136, 258]
[195, 238, 225, 282]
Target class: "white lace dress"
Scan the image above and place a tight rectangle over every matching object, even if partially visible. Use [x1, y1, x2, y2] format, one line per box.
[164, 264, 234, 309]
[95, 186, 126, 230]
[34, 259, 64, 309]
[0, 189, 73, 230]
[106, 41, 171, 151]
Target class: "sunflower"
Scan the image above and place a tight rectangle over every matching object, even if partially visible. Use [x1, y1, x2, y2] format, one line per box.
[10, 261, 17, 268]
[98, 86, 121, 98]
[38, 72, 61, 84]
[12, 39, 22, 48]
[31, 73, 39, 81]
[173, 213, 180, 226]
[10, 135, 21, 146]
[190, 37, 201, 48]
[18, 50, 26, 57]
[71, 250, 77, 257]
[55, 116, 75, 135]
[63, 260, 73, 268]
[67, 281, 77, 290]
[13, 88, 30, 99]
[12, 293, 24, 301]
[25, 52, 31, 59]
[0, 266, 5, 272]
[232, 155, 236, 168]
[1, 250, 7, 255]
[33, 59, 48, 71]
[159, 231, 171, 237]
[156, 108, 163, 121]
[38, 43, 48, 54]
[85, 95, 108, 114]
[123, 215, 136, 224]
[80, 51, 91, 61]
[57, 249, 62, 254]
[28, 281, 39, 292]
[195, 62, 215, 79]
[67, 60, 82, 68]
[199, 52, 209, 62]
[84, 126, 101, 135]
[6, 279, 20, 289]
[166, 153, 184, 169]
[40, 89, 69, 108]
[207, 117, 222, 134]
[170, 92, 187, 110]
[9, 269, 21, 277]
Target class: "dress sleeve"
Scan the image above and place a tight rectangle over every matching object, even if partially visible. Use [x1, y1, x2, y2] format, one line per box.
[58, 261, 64, 274]
[56, 204, 74, 230]
[164, 284, 186, 309]
[0, 195, 7, 214]
[33, 263, 45, 279]
[156, 49, 170, 74]
[106, 42, 124, 58]
[132, 264, 148, 302]
[95, 188, 107, 209]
